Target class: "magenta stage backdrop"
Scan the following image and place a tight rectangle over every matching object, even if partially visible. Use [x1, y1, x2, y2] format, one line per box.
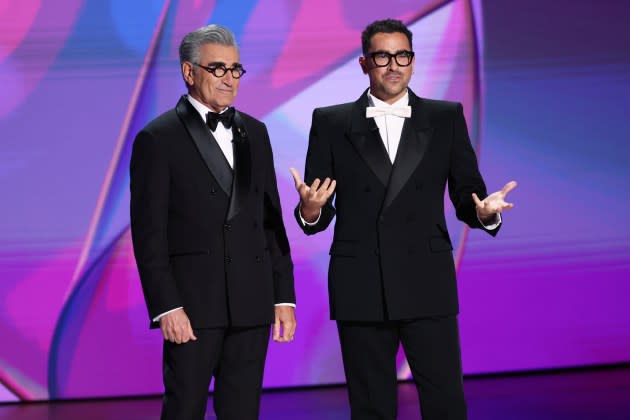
[1, 0, 629, 401]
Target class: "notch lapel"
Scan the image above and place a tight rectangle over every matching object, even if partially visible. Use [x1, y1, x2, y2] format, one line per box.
[382, 91, 432, 212]
[175, 96, 233, 196]
[226, 111, 251, 221]
[347, 92, 392, 187]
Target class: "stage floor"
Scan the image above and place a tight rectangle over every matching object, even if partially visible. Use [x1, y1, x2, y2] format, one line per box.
[2, 366, 629, 419]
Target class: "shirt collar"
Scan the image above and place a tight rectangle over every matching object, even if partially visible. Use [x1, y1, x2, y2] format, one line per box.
[186, 94, 230, 122]
[367, 89, 409, 108]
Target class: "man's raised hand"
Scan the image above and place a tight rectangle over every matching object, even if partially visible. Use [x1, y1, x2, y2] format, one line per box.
[472, 180, 517, 222]
[289, 168, 336, 223]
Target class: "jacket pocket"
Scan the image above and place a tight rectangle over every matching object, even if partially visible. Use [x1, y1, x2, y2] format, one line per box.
[169, 248, 211, 257]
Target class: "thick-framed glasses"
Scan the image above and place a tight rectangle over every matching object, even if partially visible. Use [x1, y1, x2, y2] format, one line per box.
[193, 62, 246, 79]
[368, 50, 415, 67]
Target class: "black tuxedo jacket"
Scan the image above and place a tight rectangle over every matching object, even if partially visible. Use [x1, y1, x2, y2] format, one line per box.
[295, 89, 497, 321]
[131, 96, 294, 328]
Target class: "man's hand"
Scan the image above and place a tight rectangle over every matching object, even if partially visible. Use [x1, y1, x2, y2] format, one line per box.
[472, 180, 517, 223]
[289, 168, 336, 223]
[273, 305, 296, 343]
[159, 308, 197, 344]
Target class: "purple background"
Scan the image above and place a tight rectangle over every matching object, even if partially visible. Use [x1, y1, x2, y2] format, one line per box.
[0, 0, 629, 401]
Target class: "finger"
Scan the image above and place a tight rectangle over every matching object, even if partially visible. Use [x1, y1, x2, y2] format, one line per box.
[278, 323, 292, 342]
[297, 183, 310, 198]
[287, 322, 296, 340]
[277, 321, 290, 342]
[471, 193, 484, 208]
[272, 320, 281, 342]
[289, 167, 303, 189]
[164, 324, 175, 342]
[174, 329, 183, 344]
[186, 323, 197, 341]
[327, 180, 337, 194]
[310, 178, 321, 193]
[319, 177, 331, 191]
[501, 180, 518, 196]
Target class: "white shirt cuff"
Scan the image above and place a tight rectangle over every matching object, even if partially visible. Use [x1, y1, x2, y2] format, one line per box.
[275, 303, 296, 308]
[478, 212, 502, 230]
[152, 307, 183, 322]
[299, 203, 321, 226]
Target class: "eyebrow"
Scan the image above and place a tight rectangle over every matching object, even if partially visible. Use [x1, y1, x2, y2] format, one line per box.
[370, 50, 413, 54]
[204, 61, 243, 67]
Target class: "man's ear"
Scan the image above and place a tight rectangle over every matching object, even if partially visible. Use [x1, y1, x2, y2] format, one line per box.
[182, 62, 194, 86]
[359, 56, 368, 74]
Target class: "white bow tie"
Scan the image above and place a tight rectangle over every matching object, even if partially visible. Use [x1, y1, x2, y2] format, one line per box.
[366, 105, 411, 119]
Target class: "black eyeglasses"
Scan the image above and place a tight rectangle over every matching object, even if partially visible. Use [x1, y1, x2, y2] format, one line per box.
[193, 62, 246, 79]
[368, 50, 415, 67]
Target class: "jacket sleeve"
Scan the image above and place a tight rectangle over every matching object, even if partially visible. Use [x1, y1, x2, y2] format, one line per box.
[130, 130, 183, 322]
[261, 126, 296, 305]
[294, 107, 337, 235]
[448, 103, 500, 236]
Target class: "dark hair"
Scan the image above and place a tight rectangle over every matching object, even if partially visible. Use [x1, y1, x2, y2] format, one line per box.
[361, 19, 412, 55]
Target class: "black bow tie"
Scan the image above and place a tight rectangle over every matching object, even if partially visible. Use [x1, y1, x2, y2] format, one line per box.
[206, 107, 235, 131]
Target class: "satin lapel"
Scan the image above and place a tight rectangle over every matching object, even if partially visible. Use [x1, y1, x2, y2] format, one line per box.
[347, 93, 392, 187]
[382, 93, 432, 212]
[175, 96, 233, 196]
[226, 111, 251, 221]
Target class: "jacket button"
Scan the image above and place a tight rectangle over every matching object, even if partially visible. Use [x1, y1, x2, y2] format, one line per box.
[210, 188, 217, 195]
[255, 256, 262, 263]
[225, 256, 232, 263]
[224, 223, 232, 231]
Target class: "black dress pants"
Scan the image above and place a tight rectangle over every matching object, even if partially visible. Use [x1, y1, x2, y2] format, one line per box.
[161, 325, 270, 420]
[337, 316, 466, 420]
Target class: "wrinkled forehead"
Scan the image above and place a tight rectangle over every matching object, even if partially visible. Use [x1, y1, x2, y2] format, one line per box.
[197, 43, 240, 65]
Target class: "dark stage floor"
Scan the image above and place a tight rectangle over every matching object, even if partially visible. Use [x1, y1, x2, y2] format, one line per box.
[2, 366, 629, 419]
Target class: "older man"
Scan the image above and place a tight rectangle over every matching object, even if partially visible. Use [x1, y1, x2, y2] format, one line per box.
[130, 24, 296, 420]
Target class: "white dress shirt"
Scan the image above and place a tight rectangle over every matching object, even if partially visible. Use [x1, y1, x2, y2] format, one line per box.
[367, 90, 408, 163]
[187, 95, 234, 167]
[299, 90, 407, 226]
[299, 89, 500, 229]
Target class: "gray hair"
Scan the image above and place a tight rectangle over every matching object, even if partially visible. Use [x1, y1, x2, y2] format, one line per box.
[179, 24, 239, 65]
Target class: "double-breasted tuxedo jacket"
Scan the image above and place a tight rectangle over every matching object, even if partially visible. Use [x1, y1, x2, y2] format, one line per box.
[131, 96, 294, 328]
[295, 89, 497, 321]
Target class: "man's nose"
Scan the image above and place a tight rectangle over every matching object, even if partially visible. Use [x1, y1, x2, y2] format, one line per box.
[221, 70, 234, 83]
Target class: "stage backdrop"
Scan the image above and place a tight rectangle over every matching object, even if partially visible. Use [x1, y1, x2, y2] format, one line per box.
[1, 0, 629, 401]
